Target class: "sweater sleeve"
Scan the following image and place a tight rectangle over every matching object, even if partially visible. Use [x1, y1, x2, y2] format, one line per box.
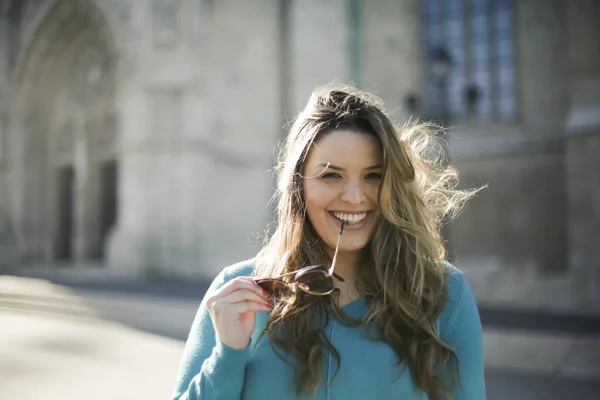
[171, 268, 250, 400]
[439, 269, 486, 400]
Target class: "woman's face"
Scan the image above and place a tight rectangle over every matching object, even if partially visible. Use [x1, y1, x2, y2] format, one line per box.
[302, 130, 383, 254]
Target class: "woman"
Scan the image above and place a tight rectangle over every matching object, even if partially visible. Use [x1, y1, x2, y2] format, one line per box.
[172, 85, 485, 399]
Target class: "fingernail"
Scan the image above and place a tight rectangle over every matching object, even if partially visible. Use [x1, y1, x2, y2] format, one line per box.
[263, 289, 269, 297]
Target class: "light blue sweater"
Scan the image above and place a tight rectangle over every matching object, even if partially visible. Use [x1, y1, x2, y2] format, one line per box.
[172, 259, 485, 399]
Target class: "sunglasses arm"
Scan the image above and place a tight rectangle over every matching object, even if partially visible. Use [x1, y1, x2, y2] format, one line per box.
[328, 222, 345, 281]
[332, 272, 345, 282]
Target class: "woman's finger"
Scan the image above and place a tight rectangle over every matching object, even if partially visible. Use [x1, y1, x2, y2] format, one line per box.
[213, 277, 267, 299]
[220, 288, 270, 306]
[229, 300, 272, 314]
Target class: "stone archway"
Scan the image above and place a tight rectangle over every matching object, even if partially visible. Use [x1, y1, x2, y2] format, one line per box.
[10, 0, 119, 265]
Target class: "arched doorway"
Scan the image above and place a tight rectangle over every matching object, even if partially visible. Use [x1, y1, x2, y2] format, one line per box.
[12, 0, 119, 265]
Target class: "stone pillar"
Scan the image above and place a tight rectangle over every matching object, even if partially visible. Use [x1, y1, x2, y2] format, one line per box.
[0, 3, 6, 165]
[361, 0, 424, 122]
[0, 4, 8, 188]
[564, 0, 600, 308]
[517, 0, 569, 133]
[72, 115, 90, 263]
[507, 0, 569, 272]
[0, 4, 15, 268]
[107, 0, 281, 279]
[107, 0, 207, 278]
[198, 0, 281, 276]
[289, 0, 349, 113]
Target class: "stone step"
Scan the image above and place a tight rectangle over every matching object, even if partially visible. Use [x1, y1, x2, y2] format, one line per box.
[483, 329, 600, 380]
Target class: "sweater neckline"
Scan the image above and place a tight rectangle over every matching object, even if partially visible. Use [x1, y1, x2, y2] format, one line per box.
[335, 296, 369, 317]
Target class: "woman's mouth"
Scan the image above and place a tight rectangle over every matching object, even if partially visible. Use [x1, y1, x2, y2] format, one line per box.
[330, 211, 368, 225]
[328, 211, 371, 231]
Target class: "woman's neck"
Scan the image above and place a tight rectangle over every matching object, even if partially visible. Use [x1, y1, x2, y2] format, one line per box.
[330, 251, 361, 300]
[331, 251, 359, 279]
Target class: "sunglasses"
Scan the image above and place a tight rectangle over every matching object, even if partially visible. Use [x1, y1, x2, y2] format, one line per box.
[255, 222, 346, 296]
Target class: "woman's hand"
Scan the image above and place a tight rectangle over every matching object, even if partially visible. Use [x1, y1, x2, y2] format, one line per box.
[205, 276, 272, 349]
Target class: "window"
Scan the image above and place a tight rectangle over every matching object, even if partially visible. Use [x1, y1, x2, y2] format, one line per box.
[424, 0, 516, 123]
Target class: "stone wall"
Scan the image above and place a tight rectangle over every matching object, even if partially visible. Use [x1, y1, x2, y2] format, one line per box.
[361, 0, 424, 122]
[563, 0, 600, 308]
[447, 0, 600, 311]
[451, 136, 567, 273]
[0, 0, 597, 310]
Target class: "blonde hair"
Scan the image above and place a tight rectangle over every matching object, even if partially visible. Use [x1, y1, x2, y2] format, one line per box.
[253, 84, 481, 399]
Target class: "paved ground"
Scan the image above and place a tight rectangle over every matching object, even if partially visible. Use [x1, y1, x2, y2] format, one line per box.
[1, 274, 600, 399]
[0, 311, 182, 400]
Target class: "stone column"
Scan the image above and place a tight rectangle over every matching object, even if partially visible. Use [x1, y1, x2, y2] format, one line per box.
[564, 0, 600, 308]
[0, 4, 6, 166]
[0, 4, 8, 188]
[517, 0, 570, 133]
[107, 0, 281, 279]
[107, 0, 206, 278]
[289, 0, 349, 113]
[361, 0, 424, 122]
[198, 0, 281, 276]
[508, 0, 569, 272]
[72, 114, 91, 263]
[0, 4, 15, 267]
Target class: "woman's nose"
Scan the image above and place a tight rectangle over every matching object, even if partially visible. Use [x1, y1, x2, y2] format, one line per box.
[340, 181, 366, 204]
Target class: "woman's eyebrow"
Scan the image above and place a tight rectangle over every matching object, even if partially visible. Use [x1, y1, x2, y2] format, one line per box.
[315, 163, 382, 171]
[315, 162, 343, 171]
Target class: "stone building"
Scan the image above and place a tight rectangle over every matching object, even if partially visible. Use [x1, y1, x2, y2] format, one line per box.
[0, 0, 598, 310]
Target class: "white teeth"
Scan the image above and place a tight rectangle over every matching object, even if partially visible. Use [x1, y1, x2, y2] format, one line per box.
[332, 212, 367, 225]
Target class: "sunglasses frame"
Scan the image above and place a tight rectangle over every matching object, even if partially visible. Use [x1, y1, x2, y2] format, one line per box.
[255, 222, 346, 296]
[256, 265, 337, 296]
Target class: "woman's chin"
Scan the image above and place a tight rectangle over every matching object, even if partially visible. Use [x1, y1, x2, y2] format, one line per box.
[333, 237, 370, 253]
[325, 226, 374, 252]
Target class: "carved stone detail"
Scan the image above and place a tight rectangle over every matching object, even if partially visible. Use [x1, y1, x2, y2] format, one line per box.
[152, 0, 182, 49]
[112, 0, 132, 22]
[94, 113, 118, 158]
[54, 122, 74, 163]
[66, 38, 113, 113]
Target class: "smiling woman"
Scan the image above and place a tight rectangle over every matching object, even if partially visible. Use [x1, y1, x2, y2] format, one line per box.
[172, 84, 486, 400]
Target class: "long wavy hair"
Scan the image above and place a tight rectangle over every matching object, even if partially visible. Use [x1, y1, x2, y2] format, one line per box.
[253, 84, 481, 399]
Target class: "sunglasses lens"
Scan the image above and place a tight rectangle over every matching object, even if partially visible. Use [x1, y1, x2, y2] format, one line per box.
[296, 270, 334, 294]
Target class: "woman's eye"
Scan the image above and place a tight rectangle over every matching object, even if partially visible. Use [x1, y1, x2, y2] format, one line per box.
[365, 172, 382, 180]
[320, 173, 341, 179]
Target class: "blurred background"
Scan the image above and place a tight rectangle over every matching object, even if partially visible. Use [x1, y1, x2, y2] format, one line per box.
[0, 0, 599, 399]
